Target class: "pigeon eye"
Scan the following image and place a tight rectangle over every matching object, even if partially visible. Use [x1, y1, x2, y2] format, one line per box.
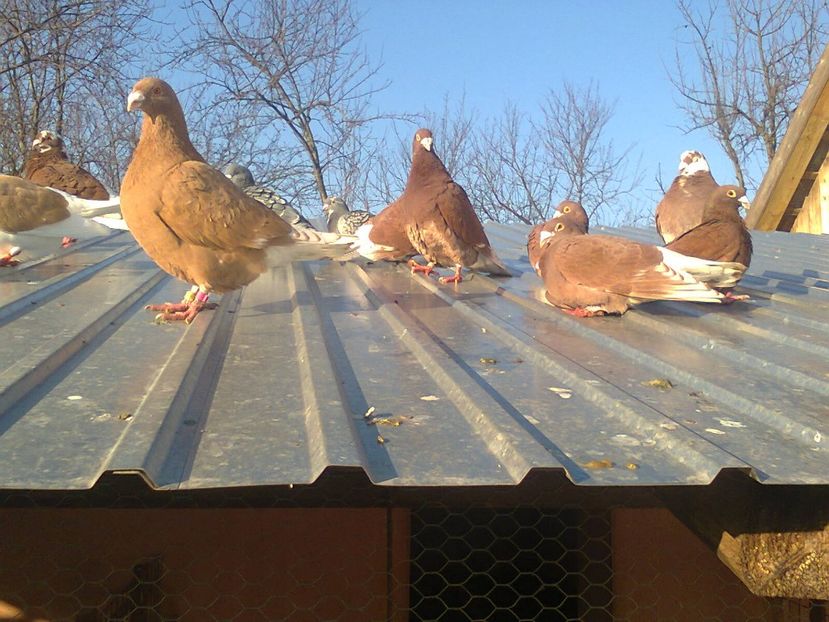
[726, 189, 737, 198]
[153, 86, 162, 95]
[554, 222, 565, 232]
[563, 206, 571, 213]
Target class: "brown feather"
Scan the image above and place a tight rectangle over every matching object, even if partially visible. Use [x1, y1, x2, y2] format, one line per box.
[536, 216, 726, 315]
[527, 201, 589, 273]
[655, 152, 719, 244]
[398, 128, 509, 275]
[22, 133, 109, 200]
[666, 185, 753, 268]
[0, 174, 70, 233]
[366, 198, 417, 260]
[120, 77, 298, 295]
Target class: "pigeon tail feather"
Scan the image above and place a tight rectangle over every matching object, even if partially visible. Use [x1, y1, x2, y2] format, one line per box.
[50, 189, 122, 218]
[351, 223, 398, 260]
[659, 247, 746, 288]
[469, 249, 512, 277]
[266, 227, 356, 266]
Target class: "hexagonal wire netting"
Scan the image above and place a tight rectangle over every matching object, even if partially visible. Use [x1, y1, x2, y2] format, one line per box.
[0, 490, 824, 621]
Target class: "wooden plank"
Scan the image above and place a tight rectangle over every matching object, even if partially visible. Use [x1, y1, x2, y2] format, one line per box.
[793, 157, 829, 233]
[820, 164, 829, 234]
[823, 176, 829, 233]
[659, 472, 829, 599]
[747, 44, 829, 231]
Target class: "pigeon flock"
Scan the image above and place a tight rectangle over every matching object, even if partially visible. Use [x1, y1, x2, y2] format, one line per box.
[0, 76, 754, 322]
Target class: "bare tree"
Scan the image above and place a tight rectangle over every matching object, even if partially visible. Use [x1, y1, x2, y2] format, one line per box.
[361, 95, 477, 213]
[468, 102, 558, 225]
[176, 0, 391, 214]
[369, 87, 642, 227]
[537, 81, 642, 225]
[672, 0, 829, 189]
[0, 0, 156, 190]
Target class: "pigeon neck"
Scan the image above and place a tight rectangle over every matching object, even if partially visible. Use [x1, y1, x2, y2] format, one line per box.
[325, 210, 341, 229]
[408, 149, 450, 185]
[139, 109, 201, 162]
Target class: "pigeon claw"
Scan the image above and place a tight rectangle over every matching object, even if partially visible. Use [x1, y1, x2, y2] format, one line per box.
[0, 247, 22, 267]
[564, 307, 607, 318]
[408, 259, 435, 277]
[146, 300, 218, 324]
[61, 236, 77, 248]
[438, 266, 464, 285]
[721, 290, 750, 304]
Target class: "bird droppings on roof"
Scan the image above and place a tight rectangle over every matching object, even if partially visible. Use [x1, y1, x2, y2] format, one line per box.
[0, 222, 827, 491]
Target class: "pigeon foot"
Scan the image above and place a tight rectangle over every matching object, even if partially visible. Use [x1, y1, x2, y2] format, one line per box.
[147, 301, 219, 324]
[408, 259, 435, 277]
[0, 247, 22, 267]
[147, 289, 216, 324]
[438, 266, 463, 284]
[564, 307, 607, 318]
[61, 236, 77, 248]
[721, 290, 750, 304]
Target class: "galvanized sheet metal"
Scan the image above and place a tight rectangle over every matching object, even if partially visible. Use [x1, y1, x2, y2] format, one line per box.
[0, 225, 826, 490]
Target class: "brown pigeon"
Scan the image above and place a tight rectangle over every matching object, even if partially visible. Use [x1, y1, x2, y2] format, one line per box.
[666, 185, 753, 267]
[120, 77, 354, 323]
[0, 174, 120, 265]
[22, 130, 110, 200]
[655, 150, 720, 244]
[354, 128, 510, 283]
[532, 203, 746, 317]
[527, 200, 588, 274]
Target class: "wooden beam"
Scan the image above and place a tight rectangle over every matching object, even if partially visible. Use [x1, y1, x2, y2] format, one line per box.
[747, 43, 829, 231]
[660, 472, 829, 599]
[793, 155, 829, 233]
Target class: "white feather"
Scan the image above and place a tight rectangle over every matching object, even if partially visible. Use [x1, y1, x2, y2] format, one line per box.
[658, 247, 746, 289]
[352, 223, 396, 260]
[1, 217, 115, 263]
[46, 188, 122, 219]
[678, 150, 710, 176]
[265, 227, 357, 266]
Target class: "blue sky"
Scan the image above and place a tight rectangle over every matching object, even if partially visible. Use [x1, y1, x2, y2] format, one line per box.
[355, 1, 747, 208]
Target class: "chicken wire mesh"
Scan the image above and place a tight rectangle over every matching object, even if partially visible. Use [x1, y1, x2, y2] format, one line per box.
[0, 477, 824, 622]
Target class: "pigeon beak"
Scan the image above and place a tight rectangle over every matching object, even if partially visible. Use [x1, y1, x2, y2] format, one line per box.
[420, 137, 433, 152]
[127, 90, 146, 112]
[539, 230, 553, 245]
[738, 195, 751, 211]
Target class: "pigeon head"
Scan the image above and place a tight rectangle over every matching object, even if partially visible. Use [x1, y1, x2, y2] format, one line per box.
[678, 150, 710, 176]
[31, 130, 64, 154]
[552, 200, 589, 233]
[322, 196, 348, 216]
[708, 185, 749, 214]
[537, 218, 582, 247]
[413, 128, 434, 154]
[127, 77, 183, 120]
[223, 163, 255, 188]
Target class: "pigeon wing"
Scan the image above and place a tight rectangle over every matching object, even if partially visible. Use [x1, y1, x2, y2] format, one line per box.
[158, 160, 292, 252]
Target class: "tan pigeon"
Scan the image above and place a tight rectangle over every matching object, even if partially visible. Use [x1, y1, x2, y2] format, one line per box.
[0, 174, 119, 265]
[120, 77, 354, 323]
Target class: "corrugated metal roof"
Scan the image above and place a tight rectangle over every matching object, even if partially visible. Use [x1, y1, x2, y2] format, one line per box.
[0, 224, 827, 490]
